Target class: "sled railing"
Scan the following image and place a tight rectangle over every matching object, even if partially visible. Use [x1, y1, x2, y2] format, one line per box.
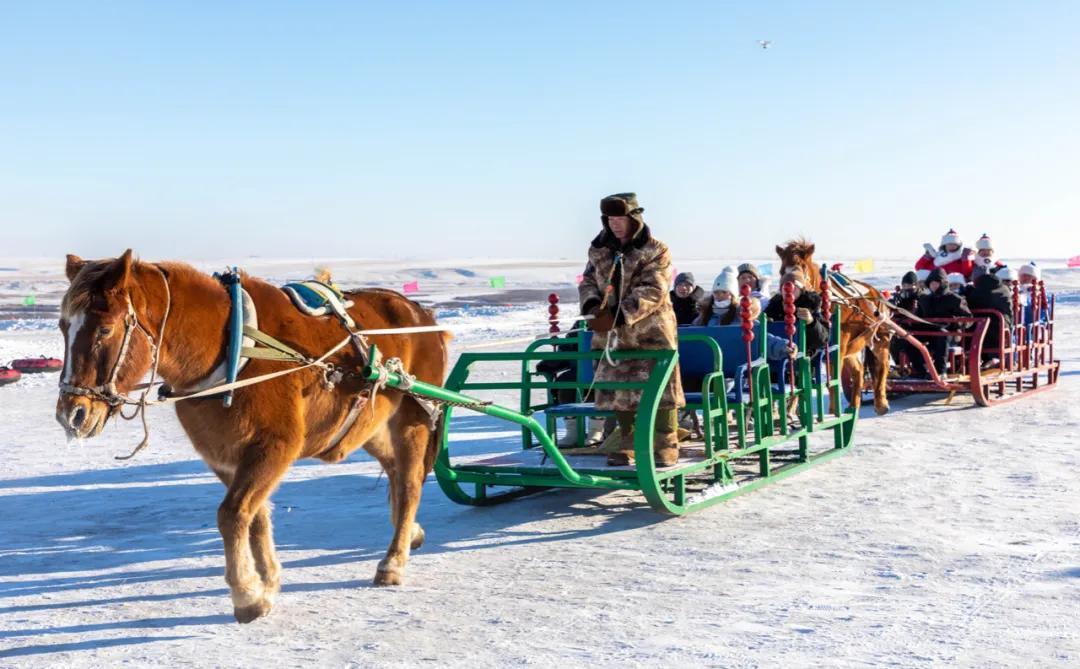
[886, 299, 1059, 406]
[364, 306, 856, 515]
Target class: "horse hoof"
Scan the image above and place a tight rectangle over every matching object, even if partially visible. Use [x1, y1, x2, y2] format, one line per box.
[410, 524, 425, 551]
[374, 560, 404, 586]
[234, 598, 273, 623]
[875, 404, 890, 416]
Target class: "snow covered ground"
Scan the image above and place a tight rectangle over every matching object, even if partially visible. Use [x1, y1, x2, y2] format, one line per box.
[1, 256, 1078, 668]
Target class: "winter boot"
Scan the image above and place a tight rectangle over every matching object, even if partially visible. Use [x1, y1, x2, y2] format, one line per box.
[606, 411, 637, 466]
[653, 430, 680, 467]
[598, 427, 625, 453]
[606, 431, 636, 466]
[653, 408, 680, 467]
[557, 417, 579, 447]
[585, 417, 606, 445]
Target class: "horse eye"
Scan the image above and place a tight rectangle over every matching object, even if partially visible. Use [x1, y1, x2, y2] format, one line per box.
[97, 326, 113, 337]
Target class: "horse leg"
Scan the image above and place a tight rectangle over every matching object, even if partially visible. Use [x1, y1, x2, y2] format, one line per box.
[844, 355, 865, 411]
[868, 341, 891, 415]
[248, 504, 282, 606]
[363, 425, 426, 555]
[210, 467, 281, 600]
[218, 446, 296, 623]
[375, 401, 433, 586]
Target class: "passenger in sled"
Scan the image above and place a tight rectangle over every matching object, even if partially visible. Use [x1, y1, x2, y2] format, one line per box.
[947, 272, 968, 296]
[916, 229, 975, 281]
[913, 267, 973, 377]
[890, 271, 925, 371]
[965, 265, 1015, 369]
[736, 262, 773, 312]
[670, 271, 705, 326]
[971, 233, 1005, 280]
[764, 268, 830, 356]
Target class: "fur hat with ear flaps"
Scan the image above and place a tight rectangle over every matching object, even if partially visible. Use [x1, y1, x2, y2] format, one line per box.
[593, 192, 652, 250]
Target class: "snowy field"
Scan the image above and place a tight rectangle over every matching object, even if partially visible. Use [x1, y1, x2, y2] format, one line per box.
[1, 256, 1078, 668]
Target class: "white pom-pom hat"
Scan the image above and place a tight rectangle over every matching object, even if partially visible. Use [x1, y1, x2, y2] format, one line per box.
[916, 269, 931, 282]
[940, 229, 963, 247]
[975, 233, 993, 251]
[947, 272, 966, 286]
[998, 266, 1019, 281]
[711, 266, 739, 295]
[1019, 261, 1041, 280]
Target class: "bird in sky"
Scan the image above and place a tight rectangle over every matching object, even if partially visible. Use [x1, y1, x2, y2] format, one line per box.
[758, 40, 772, 49]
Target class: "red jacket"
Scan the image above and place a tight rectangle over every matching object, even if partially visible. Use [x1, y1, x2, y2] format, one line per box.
[915, 252, 975, 279]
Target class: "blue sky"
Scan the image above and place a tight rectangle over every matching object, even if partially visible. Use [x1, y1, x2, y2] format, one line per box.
[1, 2, 1078, 262]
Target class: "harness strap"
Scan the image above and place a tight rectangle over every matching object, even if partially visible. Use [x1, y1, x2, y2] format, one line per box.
[241, 326, 311, 363]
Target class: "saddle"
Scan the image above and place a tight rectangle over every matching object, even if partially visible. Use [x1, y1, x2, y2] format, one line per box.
[282, 280, 357, 329]
[829, 271, 874, 301]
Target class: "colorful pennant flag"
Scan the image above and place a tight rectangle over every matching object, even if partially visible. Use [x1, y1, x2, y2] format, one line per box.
[1068, 255, 1080, 268]
[853, 259, 875, 273]
[22, 295, 36, 306]
[488, 276, 505, 289]
[402, 281, 419, 294]
[758, 263, 774, 276]
[575, 274, 584, 284]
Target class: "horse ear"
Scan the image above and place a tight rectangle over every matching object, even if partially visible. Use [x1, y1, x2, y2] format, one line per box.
[105, 249, 135, 288]
[65, 254, 86, 282]
[808, 244, 816, 255]
[775, 245, 784, 258]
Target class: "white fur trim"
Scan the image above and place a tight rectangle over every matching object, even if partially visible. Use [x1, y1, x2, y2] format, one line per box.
[940, 230, 962, 247]
[947, 272, 966, 285]
[975, 234, 993, 251]
[934, 248, 963, 267]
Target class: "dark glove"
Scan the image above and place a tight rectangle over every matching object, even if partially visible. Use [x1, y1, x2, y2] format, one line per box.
[587, 309, 615, 333]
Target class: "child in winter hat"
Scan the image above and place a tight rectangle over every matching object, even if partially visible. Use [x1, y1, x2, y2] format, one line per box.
[947, 272, 967, 294]
[1019, 261, 1041, 285]
[971, 233, 1003, 279]
[695, 266, 741, 326]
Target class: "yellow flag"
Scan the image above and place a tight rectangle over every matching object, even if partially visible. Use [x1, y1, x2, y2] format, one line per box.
[854, 259, 875, 273]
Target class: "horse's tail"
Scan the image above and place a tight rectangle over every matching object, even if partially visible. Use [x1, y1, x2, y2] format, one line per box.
[424, 404, 446, 474]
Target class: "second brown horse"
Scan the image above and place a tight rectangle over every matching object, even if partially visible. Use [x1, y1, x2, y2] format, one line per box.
[776, 239, 893, 415]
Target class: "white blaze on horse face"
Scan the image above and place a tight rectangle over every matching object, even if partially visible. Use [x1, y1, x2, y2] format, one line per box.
[62, 311, 86, 384]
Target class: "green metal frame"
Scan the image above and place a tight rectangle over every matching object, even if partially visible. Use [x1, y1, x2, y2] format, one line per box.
[363, 307, 856, 515]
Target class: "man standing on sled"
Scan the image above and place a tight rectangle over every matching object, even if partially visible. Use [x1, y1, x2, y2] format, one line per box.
[579, 193, 685, 467]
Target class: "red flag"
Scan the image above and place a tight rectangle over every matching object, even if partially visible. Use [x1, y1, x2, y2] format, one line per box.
[402, 280, 419, 294]
[1068, 255, 1080, 268]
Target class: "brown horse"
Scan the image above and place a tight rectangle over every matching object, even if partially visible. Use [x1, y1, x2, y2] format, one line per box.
[775, 239, 893, 415]
[55, 250, 449, 623]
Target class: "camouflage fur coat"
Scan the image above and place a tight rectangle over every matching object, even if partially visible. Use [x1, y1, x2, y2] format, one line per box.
[579, 223, 685, 413]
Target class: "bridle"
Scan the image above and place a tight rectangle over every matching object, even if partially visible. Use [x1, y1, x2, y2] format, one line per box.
[59, 264, 173, 458]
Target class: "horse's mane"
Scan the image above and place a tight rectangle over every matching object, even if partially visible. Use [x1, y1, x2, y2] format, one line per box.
[63, 259, 121, 317]
[780, 237, 816, 259]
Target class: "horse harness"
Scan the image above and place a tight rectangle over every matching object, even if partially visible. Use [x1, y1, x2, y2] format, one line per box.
[59, 266, 442, 460]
